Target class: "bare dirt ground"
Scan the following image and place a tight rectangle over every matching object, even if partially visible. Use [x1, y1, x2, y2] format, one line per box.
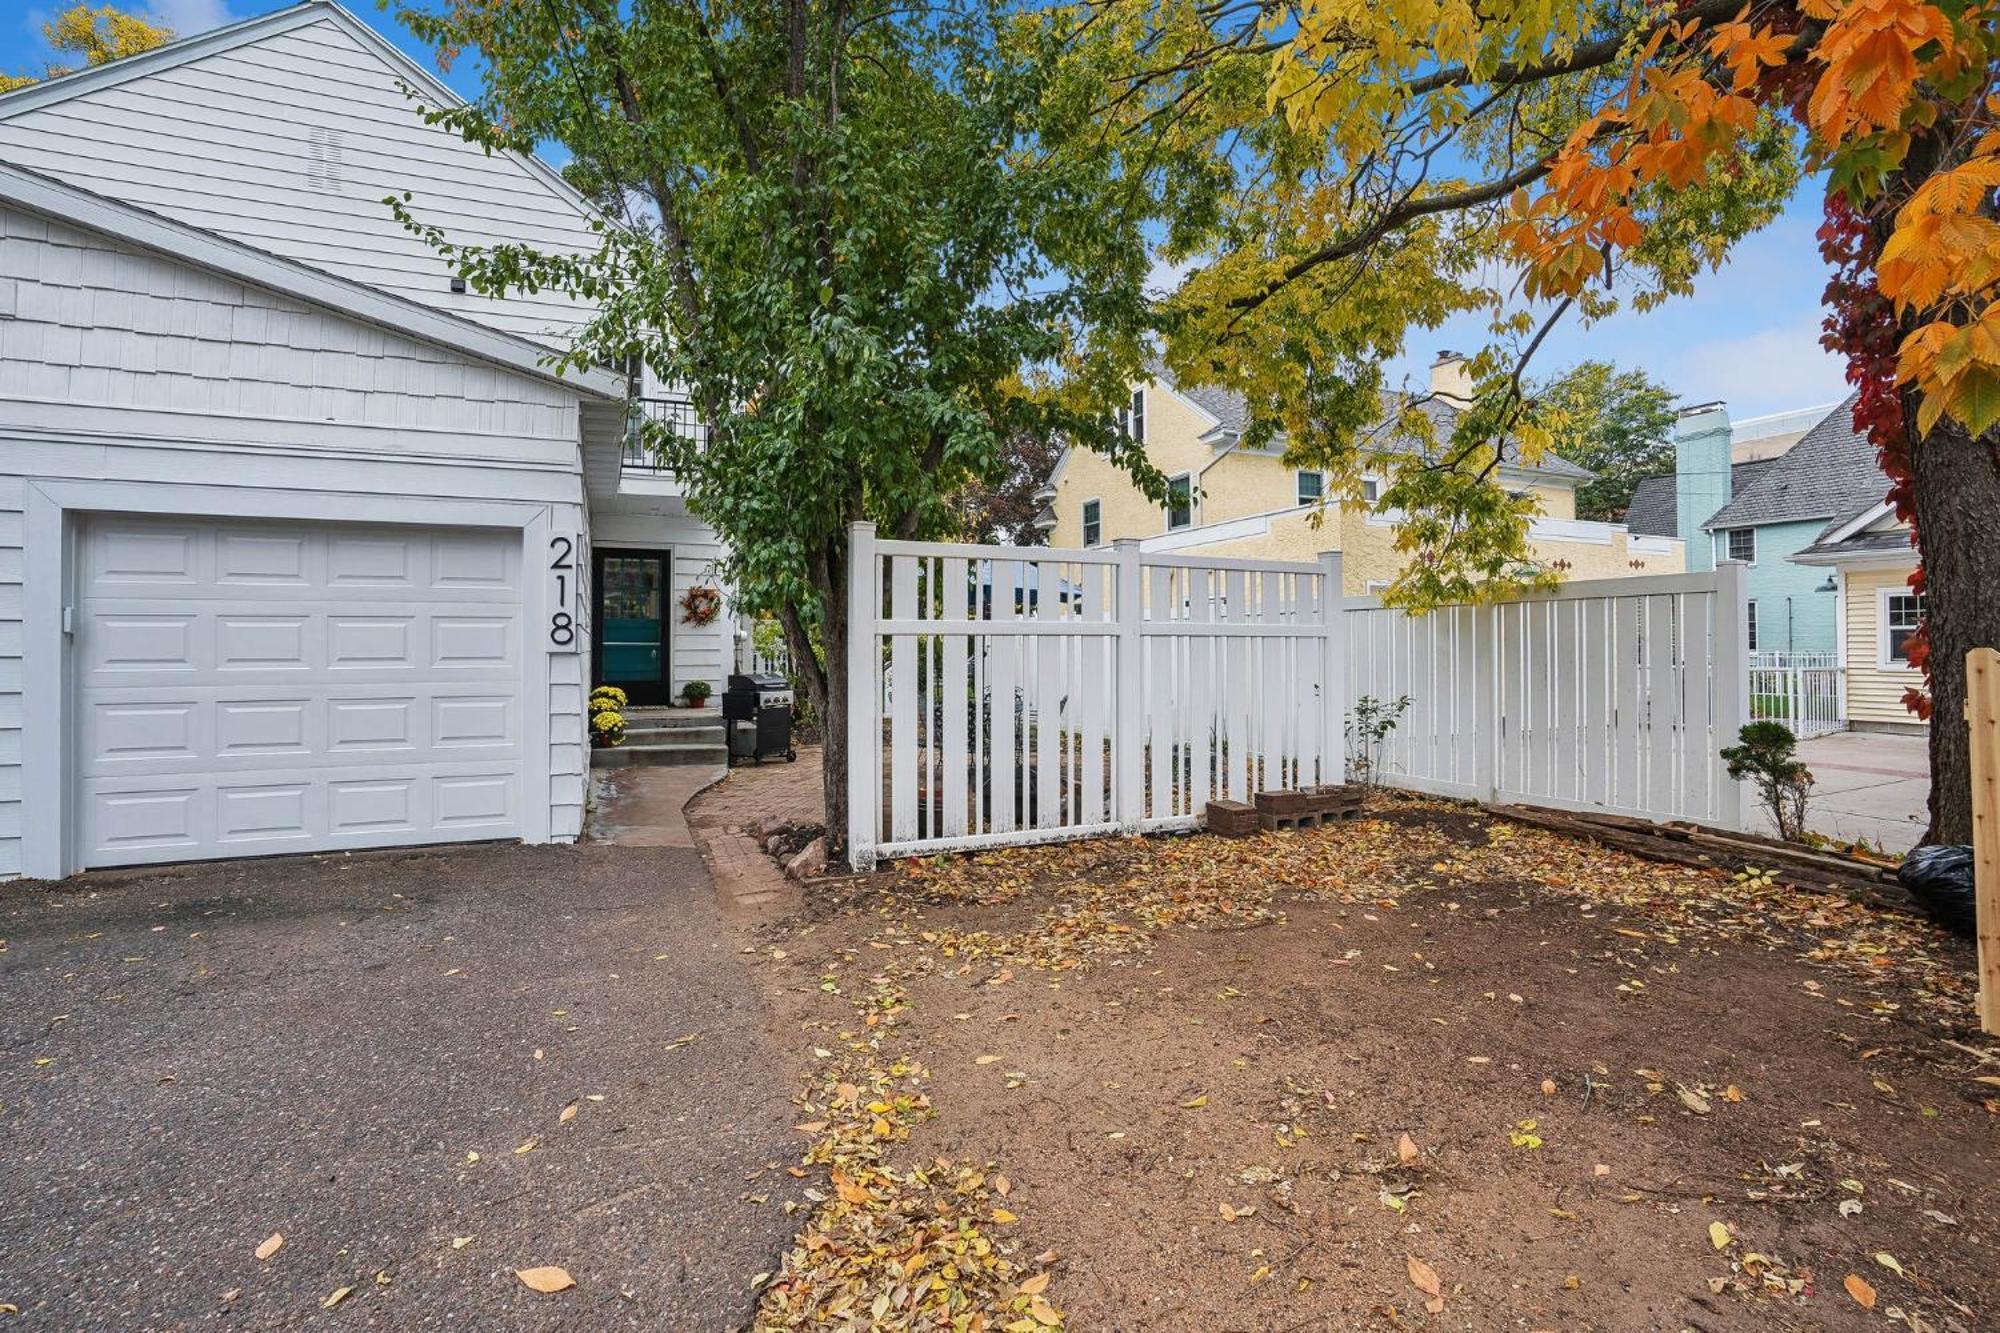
[744, 796, 1997, 1332]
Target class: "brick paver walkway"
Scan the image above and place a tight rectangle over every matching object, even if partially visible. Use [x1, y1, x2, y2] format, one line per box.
[685, 747, 827, 922]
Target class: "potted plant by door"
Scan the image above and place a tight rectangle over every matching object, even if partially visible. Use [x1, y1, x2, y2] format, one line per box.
[681, 680, 712, 709]
[589, 686, 628, 747]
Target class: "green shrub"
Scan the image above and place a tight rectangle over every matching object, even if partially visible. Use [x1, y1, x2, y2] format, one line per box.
[1720, 721, 1814, 842]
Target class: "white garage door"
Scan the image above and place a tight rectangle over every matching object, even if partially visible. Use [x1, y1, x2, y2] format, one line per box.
[76, 516, 526, 868]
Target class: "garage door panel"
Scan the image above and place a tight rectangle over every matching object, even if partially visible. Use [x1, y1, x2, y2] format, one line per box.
[84, 690, 519, 774]
[81, 760, 525, 865]
[216, 530, 311, 586]
[88, 526, 200, 587]
[77, 516, 526, 869]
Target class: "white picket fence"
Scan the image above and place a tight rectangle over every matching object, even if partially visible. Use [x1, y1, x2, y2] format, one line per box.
[844, 524, 1341, 868]
[846, 525, 1748, 866]
[1747, 653, 1846, 739]
[1344, 566, 1748, 827]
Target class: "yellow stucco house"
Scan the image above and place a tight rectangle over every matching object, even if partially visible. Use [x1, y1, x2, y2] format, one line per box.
[1034, 354, 1684, 596]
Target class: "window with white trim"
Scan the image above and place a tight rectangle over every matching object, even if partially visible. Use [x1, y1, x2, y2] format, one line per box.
[1115, 388, 1145, 443]
[1296, 470, 1324, 506]
[1166, 473, 1192, 531]
[1081, 498, 1102, 548]
[1361, 477, 1381, 504]
[1725, 527, 1756, 563]
[1884, 590, 1925, 666]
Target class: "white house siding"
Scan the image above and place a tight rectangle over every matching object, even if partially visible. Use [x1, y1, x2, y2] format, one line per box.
[0, 201, 592, 877]
[0, 10, 599, 348]
[591, 496, 734, 698]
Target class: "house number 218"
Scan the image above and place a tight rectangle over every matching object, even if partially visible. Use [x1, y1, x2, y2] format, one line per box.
[548, 534, 579, 651]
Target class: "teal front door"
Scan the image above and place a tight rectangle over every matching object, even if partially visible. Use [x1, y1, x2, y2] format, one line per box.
[593, 547, 670, 705]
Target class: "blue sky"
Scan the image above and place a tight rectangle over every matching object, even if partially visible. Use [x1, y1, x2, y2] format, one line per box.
[4, 0, 1854, 420]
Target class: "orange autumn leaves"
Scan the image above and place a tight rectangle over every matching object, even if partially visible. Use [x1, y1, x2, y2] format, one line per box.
[1497, 0, 1999, 436]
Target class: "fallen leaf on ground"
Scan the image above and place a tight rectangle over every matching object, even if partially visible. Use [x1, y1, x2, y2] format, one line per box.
[1019, 1271, 1051, 1296]
[559, 1102, 578, 1124]
[516, 1267, 575, 1294]
[1708, 1221, 1732, 1250]
[1874, 1252, 1905, 1276]
[1181, 1095, 1208, 1109]
[1407, 1256, 1444, 1313]
[254, 1233, 283, 1261]
[322, 1286, 353, 1309]
[1844, 1273, 1877, 1308]
[452, 1236, 474, 1250]
[1397, 1132, 1420, 1164]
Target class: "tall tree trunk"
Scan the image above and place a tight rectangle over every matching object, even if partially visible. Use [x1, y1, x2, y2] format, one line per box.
[1908, 411, 2000, 845]
[778, 540, 854, 869]
[816, 592, 850, 865]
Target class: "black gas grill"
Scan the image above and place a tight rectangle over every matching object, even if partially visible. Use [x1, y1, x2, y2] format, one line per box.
[722, 672, 796, 763]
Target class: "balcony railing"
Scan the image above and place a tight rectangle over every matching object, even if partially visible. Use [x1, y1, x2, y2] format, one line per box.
[623, 394, 708, 474]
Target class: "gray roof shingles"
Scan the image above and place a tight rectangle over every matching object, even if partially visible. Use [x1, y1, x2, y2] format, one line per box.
[1702, 393, 1886, 533]
[1148, 364, 1593, 481]
[1624, 475, 1678, 536]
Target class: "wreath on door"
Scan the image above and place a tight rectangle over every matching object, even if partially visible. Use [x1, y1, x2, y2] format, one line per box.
[680, 584, 723, 626]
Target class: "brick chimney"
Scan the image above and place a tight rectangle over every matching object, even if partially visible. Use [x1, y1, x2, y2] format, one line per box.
[1429, 350, 1473, 404]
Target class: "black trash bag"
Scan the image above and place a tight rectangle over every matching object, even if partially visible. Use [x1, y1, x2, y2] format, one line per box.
[1897, 845, 1976, 938]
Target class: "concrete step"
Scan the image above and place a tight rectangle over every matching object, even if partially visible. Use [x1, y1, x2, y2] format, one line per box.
[624, 719, 725, 743]
[591, 739, 728, 769]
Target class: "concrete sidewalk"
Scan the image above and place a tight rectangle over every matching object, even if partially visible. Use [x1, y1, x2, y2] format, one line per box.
[1747, 730, 1930, 852]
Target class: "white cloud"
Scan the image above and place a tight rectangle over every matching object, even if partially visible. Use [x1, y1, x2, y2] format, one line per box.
[1664, 318, 1849, 417]
[142, 0, 235, 37]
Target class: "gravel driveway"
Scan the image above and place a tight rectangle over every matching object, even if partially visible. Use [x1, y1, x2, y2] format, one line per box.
[0, 842, 802, 1330]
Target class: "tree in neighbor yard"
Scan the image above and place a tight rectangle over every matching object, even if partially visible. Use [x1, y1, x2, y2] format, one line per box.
[1538, 361, 1679, 522]
[0, 4, 173, 92]
[1060, 0, 1996, 842]
[949, 427, 1064, 544]
[390, 0, 1163, 859]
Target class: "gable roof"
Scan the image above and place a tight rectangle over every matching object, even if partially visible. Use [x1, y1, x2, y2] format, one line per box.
[0, 158, 622, 398]
[0, 1, 589, 215]
[1148, 364, 1594, 482]
[1702, 393, 1883, 532]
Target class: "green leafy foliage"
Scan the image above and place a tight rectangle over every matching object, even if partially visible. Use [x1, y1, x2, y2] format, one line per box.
[389, 0, 1168, 840]
[1536, 361, 1679, 522]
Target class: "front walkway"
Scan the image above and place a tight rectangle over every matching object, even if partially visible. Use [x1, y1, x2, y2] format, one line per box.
[1749, 729, 1931, 852]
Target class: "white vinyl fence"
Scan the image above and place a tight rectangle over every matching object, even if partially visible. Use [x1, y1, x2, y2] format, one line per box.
[847, 525, 1750, 866]
[844, 524, 1341, 868]
[1344, 566, 1749, 827]
[1748, 652, 1846, 739]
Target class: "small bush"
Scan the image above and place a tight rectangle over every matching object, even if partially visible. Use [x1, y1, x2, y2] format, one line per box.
[589, 685, 628, 714]
[1345, 694, 1411, 787]
[682, 679, 712, 706]
[1721, 721, 1814, 842]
